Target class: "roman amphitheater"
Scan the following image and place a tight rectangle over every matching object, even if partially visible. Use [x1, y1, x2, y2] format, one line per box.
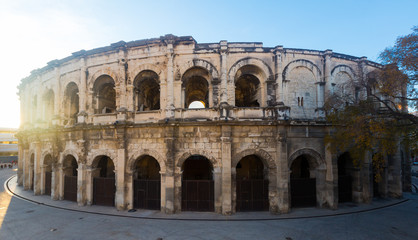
[16, 35, 405, 214]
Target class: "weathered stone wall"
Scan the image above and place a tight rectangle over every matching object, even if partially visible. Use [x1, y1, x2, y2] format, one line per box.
[16, 35, 403, 214]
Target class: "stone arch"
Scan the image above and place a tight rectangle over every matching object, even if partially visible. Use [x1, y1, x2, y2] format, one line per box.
[41, 150, 55, 166]
[130, 63, 166, 84]
[176, 150, 219, 170]
[87, 68, 120, 89]
[232, 149, 276, 170]
[282, 59, 322, 82]
[228, 58, 274, 107]
[128, 149, 166, 173]
[228, 57, 273, 81]
[87, 150, 118, 167]
[331, 65, 356, 80]
[60, 149, 80, 165]
[179, 59, 219, 81]
[288, 148, 325, 170]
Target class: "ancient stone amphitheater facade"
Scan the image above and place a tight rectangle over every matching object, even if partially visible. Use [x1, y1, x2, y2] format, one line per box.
[16, 35, 403, 214]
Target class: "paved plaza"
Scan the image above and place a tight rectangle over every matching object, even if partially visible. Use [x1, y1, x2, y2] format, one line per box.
[1, 167, 417, 240]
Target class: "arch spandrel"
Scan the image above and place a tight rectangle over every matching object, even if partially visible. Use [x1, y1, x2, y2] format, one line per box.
[288, 148, 325, 170]
[282, 59, 322, 82]
[228, 57, 274, 82]
[232, 149, 276, 170]
[128, 149, 166, 173]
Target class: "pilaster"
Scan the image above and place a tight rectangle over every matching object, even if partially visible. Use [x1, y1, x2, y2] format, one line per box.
[221, 125, 232, 215]
[276, 125, 289, 213]
[115, 149, 126, 210]
[33, 141, 41, 195]
[220, 40, 228, 104]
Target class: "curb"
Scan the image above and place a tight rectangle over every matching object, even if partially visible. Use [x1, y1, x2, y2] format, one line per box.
[5, 174, 410, 222]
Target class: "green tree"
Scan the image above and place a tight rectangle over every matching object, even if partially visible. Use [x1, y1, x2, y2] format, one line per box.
[325, 27, 417, 181]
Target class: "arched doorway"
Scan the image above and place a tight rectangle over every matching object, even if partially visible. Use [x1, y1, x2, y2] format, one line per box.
[93, 156, 115, 206]
[63, 155, 78, 202]
[133, 155, 161, 210]
[338, 152, 353, 203]
[290, 155, 316, 207]
[43, 154, 53, 196]
[181, 155, 214, 211]
[236, 155, 269, 211]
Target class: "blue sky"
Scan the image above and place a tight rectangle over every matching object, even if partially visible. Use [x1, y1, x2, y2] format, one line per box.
[0, 0, 417, 128]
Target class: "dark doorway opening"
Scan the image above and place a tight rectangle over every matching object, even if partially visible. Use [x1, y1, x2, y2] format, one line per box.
[63, 155, 78, 202]
[133, 155, 161, 210]
[182, 155, 214, 212]
[93, 156, 115, 206]
[290, 155, 316, 207]
[236, 155, 269, 211]
[338, 152, 353, 203]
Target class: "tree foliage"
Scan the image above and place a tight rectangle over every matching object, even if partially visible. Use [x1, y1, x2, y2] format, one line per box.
[325, 27, 418, 181]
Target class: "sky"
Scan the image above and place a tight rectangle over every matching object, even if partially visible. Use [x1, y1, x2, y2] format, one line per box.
[0, 0, 417, 128]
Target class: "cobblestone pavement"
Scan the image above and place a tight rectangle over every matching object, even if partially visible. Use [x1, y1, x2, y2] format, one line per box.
[1, 168, 417, 240]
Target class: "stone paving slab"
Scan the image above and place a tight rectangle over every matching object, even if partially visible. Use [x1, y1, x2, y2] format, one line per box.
[5, 174, 409, 221]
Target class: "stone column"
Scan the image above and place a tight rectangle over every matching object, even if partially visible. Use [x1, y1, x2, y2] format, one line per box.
[276, 126, 289, 213]
[125, 169, 134, 210]
[221, 125, 232, 215]
[387, 142, 403, 198]
[115, 149, 126, 210]
[220, 41, 228, 104]
[57, 159, 65, 200]
[33, 141, 42, 195]
[351, 167, 362, 203]
[162, 171, 175, 214]
[40, 164, 46, 195]
[86, 167, 100, 205]
[157, 170, 165, 212]
[53, 67, 61, 125]
[77, 163, 87, 206]
[323, 49, 332, 101]
[78, 58, 87, 123]
[17, 145, 24, 186]
[208, 84, 213, 108]
[325, 143, 338, 209]
[117, 51, 128, 112]
[126, 85, 135, 112]
[23, 149, 30, 189]
[361, 152, 373, 203]
[51, 163, 59, 200]
[163, 126, 176, 213]
[213, 167, 222, 213]
[274, 46, 284, 103]
[165, 42, 175, 118]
